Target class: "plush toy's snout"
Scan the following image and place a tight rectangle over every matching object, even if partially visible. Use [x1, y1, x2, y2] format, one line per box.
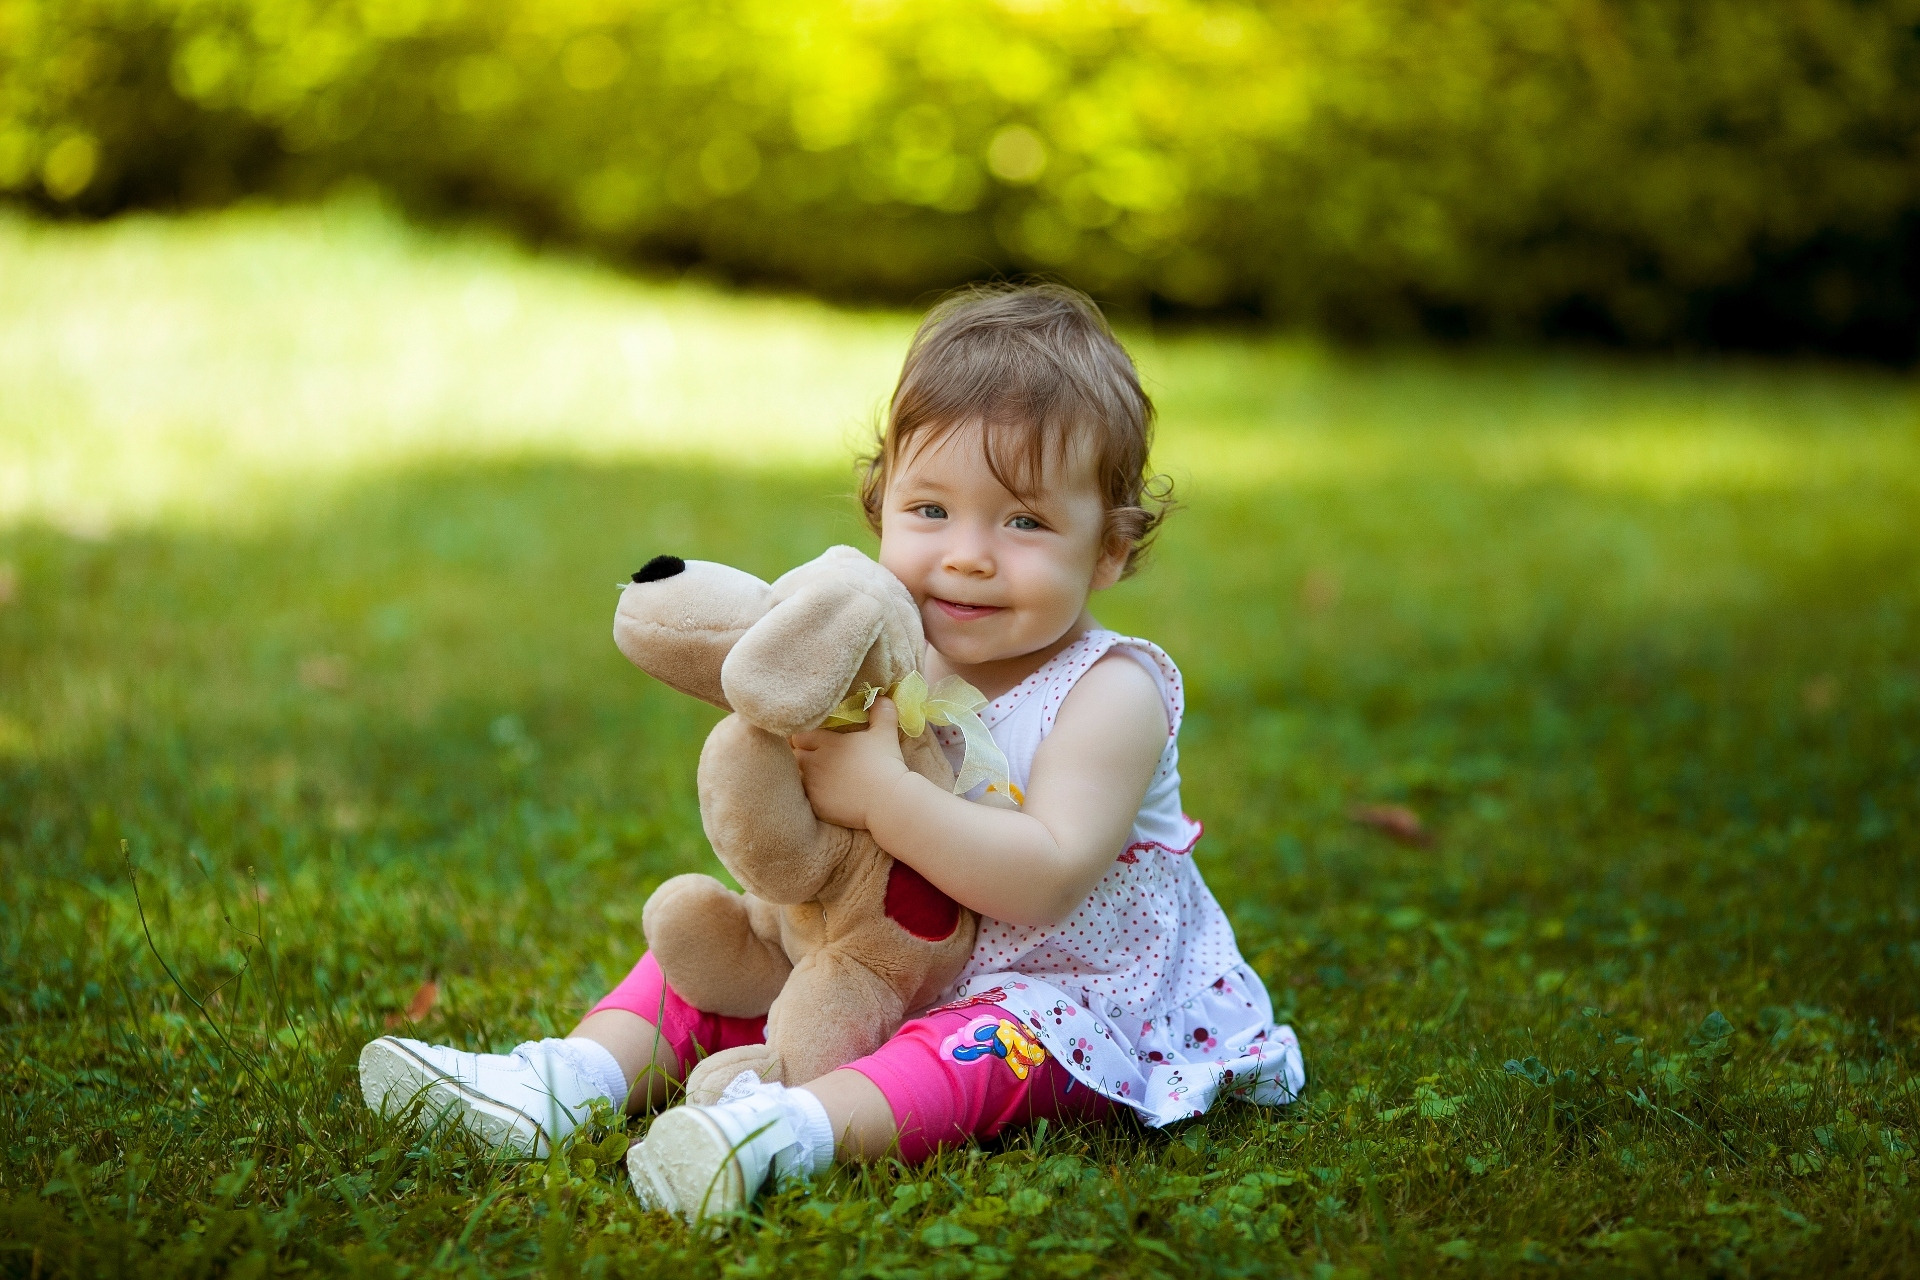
[615, 556, 776, 709]
[616, 545, 928, 737]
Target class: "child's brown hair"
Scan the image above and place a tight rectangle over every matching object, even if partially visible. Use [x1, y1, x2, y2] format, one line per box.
[859, 282, 1173, 577]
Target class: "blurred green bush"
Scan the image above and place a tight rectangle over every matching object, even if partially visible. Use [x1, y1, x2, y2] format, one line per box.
[5, 0, 1919, 354]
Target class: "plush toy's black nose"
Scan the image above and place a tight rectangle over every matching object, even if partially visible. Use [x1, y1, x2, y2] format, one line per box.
[631, 555, 686, 583]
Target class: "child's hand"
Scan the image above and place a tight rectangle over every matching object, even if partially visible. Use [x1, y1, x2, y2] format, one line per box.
[791, 698, 910, 829]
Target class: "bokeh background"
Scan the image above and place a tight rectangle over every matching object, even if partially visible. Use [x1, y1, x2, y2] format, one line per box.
[4, 3, 1919, 1276]
[9, 0, 1920, 355]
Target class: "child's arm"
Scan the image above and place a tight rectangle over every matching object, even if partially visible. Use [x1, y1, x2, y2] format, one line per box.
[791, 654, 1166, 927]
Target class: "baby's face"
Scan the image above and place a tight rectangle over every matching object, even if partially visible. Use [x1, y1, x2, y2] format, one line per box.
[879, 424, 1126, 670]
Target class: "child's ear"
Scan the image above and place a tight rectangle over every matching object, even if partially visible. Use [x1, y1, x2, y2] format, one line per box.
[1091, 535, 1132, 591]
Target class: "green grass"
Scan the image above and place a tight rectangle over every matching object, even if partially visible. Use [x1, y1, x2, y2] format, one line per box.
[3, 202, 1918, 1277]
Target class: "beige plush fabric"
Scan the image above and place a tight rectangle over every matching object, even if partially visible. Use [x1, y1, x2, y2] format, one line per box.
[614, 546, 978, 1100]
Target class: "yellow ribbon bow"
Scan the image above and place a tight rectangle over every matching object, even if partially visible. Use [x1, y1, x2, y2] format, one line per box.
[822, 671, 1017, 805]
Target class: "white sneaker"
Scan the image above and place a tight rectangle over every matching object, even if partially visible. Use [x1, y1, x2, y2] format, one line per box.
[358, 1036, 603, 1157]
[626, 1073, 819, 1224]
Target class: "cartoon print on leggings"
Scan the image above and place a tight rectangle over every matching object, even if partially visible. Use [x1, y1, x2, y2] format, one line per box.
[942, 1014, 1048, 1079]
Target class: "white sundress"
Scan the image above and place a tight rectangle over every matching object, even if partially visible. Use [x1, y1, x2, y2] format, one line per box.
[928, 628, 1306, 1126]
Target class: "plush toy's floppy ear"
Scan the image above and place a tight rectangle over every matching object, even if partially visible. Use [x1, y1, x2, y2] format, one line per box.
[721, 584, 888, 736]
[615, 558, 776, 709]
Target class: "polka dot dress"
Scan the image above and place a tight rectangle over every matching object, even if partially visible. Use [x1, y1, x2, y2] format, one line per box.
[928, 630, 1306, 1126]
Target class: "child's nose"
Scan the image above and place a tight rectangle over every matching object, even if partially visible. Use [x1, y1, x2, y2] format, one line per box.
[943, 529, 996, 574]
[631, 555, 686, 583]
[949, 552, 993, 576]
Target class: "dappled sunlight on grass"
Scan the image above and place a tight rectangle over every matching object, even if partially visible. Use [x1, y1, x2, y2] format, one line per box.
[1155, 346, 1920, 498]
[0, 202, 906, 531]
[1, 461, 867, 772]
[5, 202, 1917, 538]
[1174, 416, 1920, 497]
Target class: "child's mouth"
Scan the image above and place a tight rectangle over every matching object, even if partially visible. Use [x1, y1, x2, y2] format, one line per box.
[932, 598, 1004, 621]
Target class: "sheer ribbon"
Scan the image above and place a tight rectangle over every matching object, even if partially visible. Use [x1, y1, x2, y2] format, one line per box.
[822, 671, 1017, 805]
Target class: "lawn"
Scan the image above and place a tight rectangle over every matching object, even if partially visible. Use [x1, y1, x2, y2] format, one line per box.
[2, 202, 1917, 1277]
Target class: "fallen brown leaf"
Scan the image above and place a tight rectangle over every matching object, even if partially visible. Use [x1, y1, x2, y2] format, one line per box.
[386, 978, 439, 1028]
[1351, 803, 1434, 847]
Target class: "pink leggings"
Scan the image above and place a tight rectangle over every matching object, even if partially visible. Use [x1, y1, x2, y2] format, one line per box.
[589, 953, 1113, 1163]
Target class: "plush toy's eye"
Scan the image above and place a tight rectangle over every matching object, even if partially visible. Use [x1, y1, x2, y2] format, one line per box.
[632, 555, 686, 583]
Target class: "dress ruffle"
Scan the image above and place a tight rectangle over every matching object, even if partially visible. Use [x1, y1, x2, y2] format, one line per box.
[932, 962, 1305, 1127]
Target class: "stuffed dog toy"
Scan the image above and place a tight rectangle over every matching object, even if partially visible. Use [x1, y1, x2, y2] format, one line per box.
[614, 545, 980, 1102]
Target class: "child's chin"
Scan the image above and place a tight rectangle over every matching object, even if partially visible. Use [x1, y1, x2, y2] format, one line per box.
[927, 628, 1004, 665]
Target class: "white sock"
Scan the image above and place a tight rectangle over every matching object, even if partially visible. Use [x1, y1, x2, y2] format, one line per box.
[540, 1037, 630, 1112]
[782, 1086, 836, 1176]
[714, 1071, 835, 1179]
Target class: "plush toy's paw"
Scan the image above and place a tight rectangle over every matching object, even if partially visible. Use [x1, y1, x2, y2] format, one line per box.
[643, 874, 791, 1017]
[686, 1045, 785, 1105]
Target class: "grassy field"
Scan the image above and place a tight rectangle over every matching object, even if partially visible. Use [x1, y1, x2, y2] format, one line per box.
[2, 203, 1918, 1277]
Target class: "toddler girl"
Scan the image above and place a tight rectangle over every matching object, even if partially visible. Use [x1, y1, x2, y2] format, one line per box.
[359, 283, 1304, 1221]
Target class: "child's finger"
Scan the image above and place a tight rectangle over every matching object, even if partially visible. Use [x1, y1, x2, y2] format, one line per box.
[790, 729, 830, 751]
[867, 697, 899, 731]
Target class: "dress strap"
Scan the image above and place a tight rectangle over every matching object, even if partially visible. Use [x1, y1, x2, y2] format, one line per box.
[1036, 632, 1186, 745]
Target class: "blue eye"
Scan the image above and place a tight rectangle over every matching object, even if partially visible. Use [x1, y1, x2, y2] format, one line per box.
[1009, 514, 1042, 531]
[915, 503, 947, 520]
